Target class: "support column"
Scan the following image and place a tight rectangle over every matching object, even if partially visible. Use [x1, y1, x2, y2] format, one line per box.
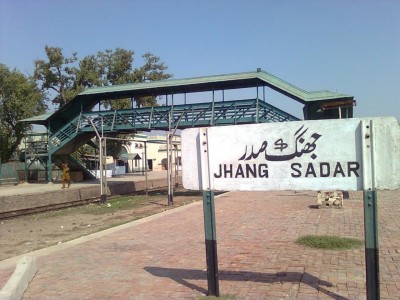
[211, 90, 215, 125]
[144, 141, 148, 197]
[23, 134, 28, 183]
[256, 84, 259, 123]
[99, 137, 107, 204]
[199, 128, 219, 296]
[46, 129, 53, 183]
[361, 119, 380, 300]
[167, 130, 173, 206]
[104, 137, 108, 202]
[47, 152, 52, 183]
[203, 190, 219, 296]
[363, 190, 380, 299]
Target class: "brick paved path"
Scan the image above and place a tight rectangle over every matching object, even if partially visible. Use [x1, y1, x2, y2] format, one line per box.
[1, 190, 399, 299]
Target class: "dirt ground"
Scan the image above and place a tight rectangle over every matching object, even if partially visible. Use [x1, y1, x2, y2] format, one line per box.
[0, 189, 204, 261]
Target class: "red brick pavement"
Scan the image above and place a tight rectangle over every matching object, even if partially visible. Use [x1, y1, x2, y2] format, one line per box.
[1, 190, 399, 299]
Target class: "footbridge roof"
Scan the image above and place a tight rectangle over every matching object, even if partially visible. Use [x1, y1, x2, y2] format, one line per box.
[78, 69, 352, 103]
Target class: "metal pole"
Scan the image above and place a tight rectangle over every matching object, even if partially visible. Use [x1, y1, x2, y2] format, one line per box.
[174, 141, 178, 187]
[144, 141, 148, 197]
[46, 127, 52, 183]
[363, 190, 380, 299]
[168, 132, 173, 205]
[211, 90, 215, 126]
[47, 150, 52, 183]
[142, 147, 144, 175]
[203, 190, 219, 296]
[103, 138, 108, 203]
[256, 83, 259, 123]
[87, 116, 106, 204]
[167, 129, 173, 205]
[361, 119, 380, 300]
[166, 130, 170, 197]
[199, 128, 219, 296]
[24, 134, 28, 183]
[99, 137, 105, 203]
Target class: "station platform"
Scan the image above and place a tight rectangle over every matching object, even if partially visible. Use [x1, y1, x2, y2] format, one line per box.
[0, 171, 180, 216]
[0, 170, 170, 197]
[1, 189, 399, 299]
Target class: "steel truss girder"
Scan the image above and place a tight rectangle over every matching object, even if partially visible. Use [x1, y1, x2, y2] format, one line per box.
[49, 99, 299, 155]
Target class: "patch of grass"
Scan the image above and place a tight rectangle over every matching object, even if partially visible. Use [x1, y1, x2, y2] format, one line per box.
[296, 235, 363, 250]
[27, 188, 204, 221]
[148, 189, 202, 197]
[31, 194, 166, 219]
[36, 206, 84, 219]
[82, 195, 153, 215]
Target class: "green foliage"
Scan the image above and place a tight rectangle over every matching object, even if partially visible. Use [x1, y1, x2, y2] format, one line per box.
[76, 54, 103, 87]
[104, 133, 132, 160]
[97, 48, 135, 85]
[0, 64, 46, 162]
[34, 46, 172, 109]
[296, 235, 363, 250]
[134, 52, 172, 108]
[33, 46, 78, 107]
[78, 142, 97, 156]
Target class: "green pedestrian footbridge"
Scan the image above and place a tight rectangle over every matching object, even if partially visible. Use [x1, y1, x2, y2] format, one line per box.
[19, 69, 355, 181]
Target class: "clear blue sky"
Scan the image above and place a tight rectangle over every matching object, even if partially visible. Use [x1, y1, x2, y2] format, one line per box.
[1, 0, 399, 120]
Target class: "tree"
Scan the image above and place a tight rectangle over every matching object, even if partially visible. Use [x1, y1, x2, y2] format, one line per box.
[35, 46, 173, 110]
[33, 46, 78, 107]
[75, 54, 103, 88]
[98, 48, 135, 85]
[33, 46, 173, 162]
[133, 52, 172, 108]
[83, 49, 173, 109]
[0, 64, 46, 162]
[89, 48, 136, 110]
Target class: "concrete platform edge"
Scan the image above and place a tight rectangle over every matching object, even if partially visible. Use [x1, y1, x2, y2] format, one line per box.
[0, 196, 208, 271]
[0, 257, 37, 300]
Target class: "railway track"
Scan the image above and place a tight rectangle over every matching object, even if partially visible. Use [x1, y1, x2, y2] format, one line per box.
[0, 185, 182, 220]
[0, 197, 102, 220]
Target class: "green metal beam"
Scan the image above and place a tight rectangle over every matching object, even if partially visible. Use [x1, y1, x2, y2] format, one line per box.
[48, 99, 299, 156]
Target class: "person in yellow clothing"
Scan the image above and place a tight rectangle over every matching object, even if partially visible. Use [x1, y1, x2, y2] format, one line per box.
[61, 163, 71, 188]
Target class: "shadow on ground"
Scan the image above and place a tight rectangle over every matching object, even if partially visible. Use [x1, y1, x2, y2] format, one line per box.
[144, 267, 348, 299]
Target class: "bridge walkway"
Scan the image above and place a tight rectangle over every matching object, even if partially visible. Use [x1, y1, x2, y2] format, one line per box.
[49, 98, 299, 156]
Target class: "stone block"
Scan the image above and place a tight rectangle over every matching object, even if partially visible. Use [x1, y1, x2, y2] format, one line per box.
[317, 191, 343, 208]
